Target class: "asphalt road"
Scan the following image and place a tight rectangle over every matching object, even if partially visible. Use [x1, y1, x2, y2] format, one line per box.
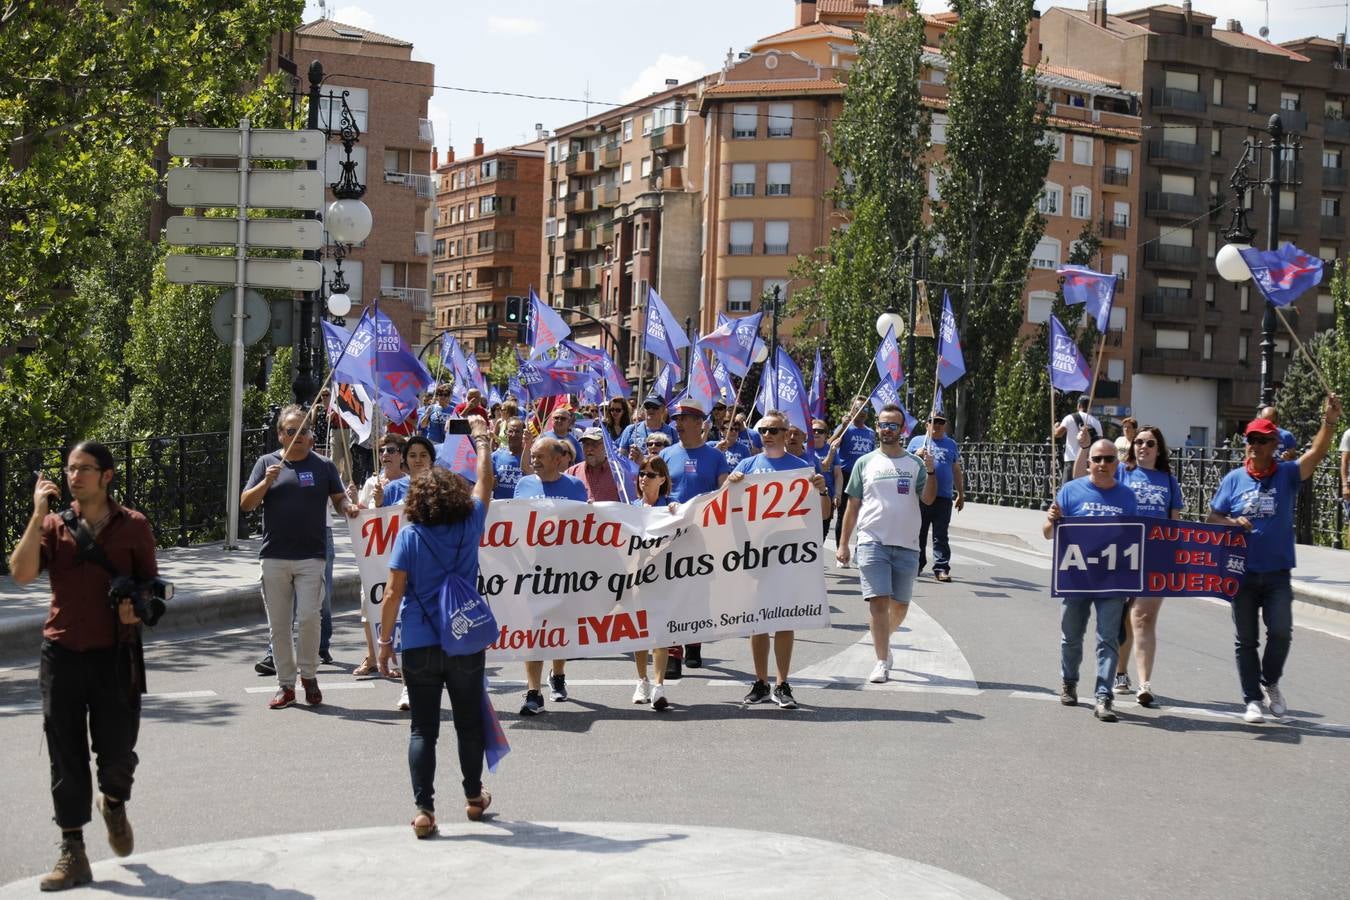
[1, 535, 1348, 899]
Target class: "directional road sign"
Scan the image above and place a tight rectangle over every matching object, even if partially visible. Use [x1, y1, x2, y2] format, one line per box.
[210, 289, 271, 346]
[165, 255, 322, 291]
[168, 127, 326, 161]
[167, 168, 325, 211]
[165, 216, 324, 250]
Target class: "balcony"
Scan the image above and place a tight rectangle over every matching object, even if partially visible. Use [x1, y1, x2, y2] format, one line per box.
[563, 229, 594, 252]
[1327, 119, 1350, 139]
[1150, 86, 1206, 114]
[1147, 140, 1204, 165]
[1324, 167, 1347, 187]
[564, 267, 593, 290]
[595, 184, 620, 208]
[1094, 380, 1122, 400]
[1103, 167, 1131, 187]
[1101, 217, 1128, 241]
[383, 286, 430, 312]
[547, 198, 557, 217]
[763, 242, 790, 255]
[1277, 211, 1300, 232]
[1143, 243, 1199, 267]
[1141, 289, 1197, 319]
[659, 166, 685, 191]
[650, 123, 687, 151]
[1146, 191, 1205, 217]
[565, 151, 597, 176]
[413, 232, 431, 257]
[563, 191, 595, 214]
[386, 172, 436, 199]
[599, 142, 621, 169]
[1137, 345, 1210, 377]
[417, 118, 434, 144]
[596, 221, 615, 245]
[1322, 215, 1345, 235]
[1279, 109, 1309, 133]
[728, 242, 754, 256]
[1318, 311, 1336, 332]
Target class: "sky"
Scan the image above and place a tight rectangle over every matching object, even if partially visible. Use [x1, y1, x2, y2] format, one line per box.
[302, 0, 1350, 156]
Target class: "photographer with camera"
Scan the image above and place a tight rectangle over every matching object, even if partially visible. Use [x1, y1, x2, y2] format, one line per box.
[9, 442, 162, 891]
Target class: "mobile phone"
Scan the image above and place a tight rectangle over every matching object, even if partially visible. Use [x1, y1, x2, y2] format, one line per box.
[445, 419, 472, 436]
[35, 470, 57, 511]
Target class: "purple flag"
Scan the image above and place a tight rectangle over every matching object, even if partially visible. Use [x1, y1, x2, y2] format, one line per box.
[488, 385, 504, 408]
[933, 385, 944, 417]
[700, 311, 763, 377]
[643, 287, 690, 370]
[559, 340, 608, 365]
[464, 349, 487, 394]
[1048, 315, 1091, 392]
[650, 363, 677, 403]
[434, 434, 479, 483]
[937, 292, 966, 388]
[808, 347, 827, 420]
[327, 308, 431, 424]
[686, 351, 717, 413]
[440, 333, 471, 403]
[1057, 264, 1116, 332]
[596, 353, 630, 400]
[598, 416, 636, 502]
[875, 325, 904, 387]
[529, 288, 572, 359]
[868, 374, 903, 415]
[712, 358, 737, 406]
[506, 375, 528, 406]
[480, 681, 510, 773]
[1238, 242, 1324, 307]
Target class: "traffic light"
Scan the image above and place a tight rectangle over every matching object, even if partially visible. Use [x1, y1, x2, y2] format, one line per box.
[505, 295, 522, 323]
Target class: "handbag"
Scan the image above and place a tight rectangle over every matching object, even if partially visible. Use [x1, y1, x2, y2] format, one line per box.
[410, 523, 497, 657]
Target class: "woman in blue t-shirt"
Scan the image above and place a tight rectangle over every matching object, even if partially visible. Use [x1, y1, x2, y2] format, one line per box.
[378, 420, 495, 839]
[630, 455, 673, 712]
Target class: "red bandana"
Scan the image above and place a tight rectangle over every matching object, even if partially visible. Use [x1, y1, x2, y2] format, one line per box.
[1245, 457, 1277, 481]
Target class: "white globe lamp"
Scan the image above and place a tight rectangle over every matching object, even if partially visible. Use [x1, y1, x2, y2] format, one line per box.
[326, 198, 373, 244]
[326, 292, 352, 318]
[876, 309, 906, 340]
[1215, 242, 1253, 283]
[753, 343, 769, 364]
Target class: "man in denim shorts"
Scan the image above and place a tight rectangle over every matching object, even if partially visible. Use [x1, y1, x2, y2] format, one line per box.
[835, 404, 936, 684]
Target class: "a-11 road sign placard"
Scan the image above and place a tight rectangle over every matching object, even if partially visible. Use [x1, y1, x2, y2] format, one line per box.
[166, 168, 325, 211]
[164, 216, 324, 250]
[167, 127, 326, 161]
[164, 255, 322, 291]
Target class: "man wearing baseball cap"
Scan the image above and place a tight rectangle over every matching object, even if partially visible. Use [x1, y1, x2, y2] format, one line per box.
[1208, 393, 1342, 724]
[567, 427, 628, 502]
[617, 397, 676, 462]
[906, 409, 965, 583]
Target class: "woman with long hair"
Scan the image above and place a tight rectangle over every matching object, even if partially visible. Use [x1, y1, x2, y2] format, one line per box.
[378, 417, 495, 838]
[630, 455, 673, 712]
[602, 396, 631, 442]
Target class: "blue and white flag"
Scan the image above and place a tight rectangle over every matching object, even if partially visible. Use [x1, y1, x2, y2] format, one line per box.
[875, 324, 904, 387]
[686, 350, 718, 415]
[712, 358, 737, 406]
[326, 308, 431, 424]
[529, 289, 572, 359]
[771, 347, 813, 435]
[937, 292, 966, 388]
[644, 287, 690, 371]
[700, 311, 763, 377]
[596, 353, 631, 400]
[1238, 242, 1324, 307]
[1048, 314, 1091, 393]
[866, 375, 917, 435]
[1057, 264, 1116, 333]
[650, 363, 677, 404]
[488, 384, 504, 408]
[808, 347, 827, 420]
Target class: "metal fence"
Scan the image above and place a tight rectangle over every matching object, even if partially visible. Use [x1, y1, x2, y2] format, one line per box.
[962, 442, 1346, 549]
[1, 430, 270, 574]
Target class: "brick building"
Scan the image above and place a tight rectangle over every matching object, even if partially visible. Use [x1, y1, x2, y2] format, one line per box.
[431, 138, 546, 363]
[294, 19, 435, 346]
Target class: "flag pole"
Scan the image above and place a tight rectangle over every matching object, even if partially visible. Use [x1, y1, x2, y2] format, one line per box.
[1049, 379, 1059, 500]
[1272, 305, 1334, 394]
[1085, 331, 1107, 411]
[832, 355, 879, 439]
[371, 299, 384, 468]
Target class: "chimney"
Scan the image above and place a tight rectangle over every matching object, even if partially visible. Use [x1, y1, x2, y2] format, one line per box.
[795, 0, 817, 28]
[1182, 0, 1193, 28]
[1087, 0, 1108, 29]
[1227, 19, 1242, 33]
[1339, 32, 1347, 67]
[535, 122, 547, 140]
[445, 145, 455, 163]
[432, 146, 438, 168]
[473, 137, 484, 157]
[1023, 9, 1042, 67]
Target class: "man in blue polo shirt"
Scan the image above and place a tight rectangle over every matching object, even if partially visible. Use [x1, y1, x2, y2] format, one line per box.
[662, 397, 731, 503]
[490, 417, 526, 500]
[907, 409, 965, 583]
[832, 401, 875, 544]
[618, 397, 677, 462]
[1209, 394, 1341, 723]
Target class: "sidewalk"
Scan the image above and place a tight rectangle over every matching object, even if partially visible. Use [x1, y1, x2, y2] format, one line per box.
[2, 504, 1346, 658]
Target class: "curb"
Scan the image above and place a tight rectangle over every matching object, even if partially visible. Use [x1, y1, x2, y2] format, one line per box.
[0, 572, 363, 661]
[948, 525, 1045, 555]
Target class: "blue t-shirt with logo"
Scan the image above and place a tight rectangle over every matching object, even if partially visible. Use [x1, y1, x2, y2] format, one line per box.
[809, 445, 836, 498]
[514, 473, 589, 501]
[244, 451, 345, 560]
[836, 426, 876, 476]
[387, 499, 487, 651]
[661, 443, 732, 502]
[423, 404, 454, 443]
[1210, 460, 1301, 572]
[491, 448, 523, 499]
[1116, 464, 1183, 518]
[1055, 477, 1138, 519]
[906, 435, 960, 498]
[617, 421, 677, 454]
[381, 475, 411, 507]
[732, 452, 814, 475]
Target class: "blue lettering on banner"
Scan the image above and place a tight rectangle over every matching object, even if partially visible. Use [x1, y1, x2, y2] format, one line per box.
[1052, 516, 1247, 600]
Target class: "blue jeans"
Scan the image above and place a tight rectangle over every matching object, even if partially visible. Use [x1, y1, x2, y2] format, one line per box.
[1231, 569, 1293, 704]
[1060, 596, 1127, 698]
[919, 496, 953, 574]
[266, 527, 334, 658]
[403, 645, 487, 812]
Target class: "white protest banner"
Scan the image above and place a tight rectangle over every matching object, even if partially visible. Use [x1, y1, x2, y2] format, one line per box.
[348, 472, 829, 660]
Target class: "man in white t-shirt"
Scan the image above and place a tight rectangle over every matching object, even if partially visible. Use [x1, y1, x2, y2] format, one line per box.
[835, 404, 937, 683]
[1054, 395, 1102, 484]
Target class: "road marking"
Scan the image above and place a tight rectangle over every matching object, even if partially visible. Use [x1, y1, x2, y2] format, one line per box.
[145, 690, 218, 700]
[243, 682, 375, 694]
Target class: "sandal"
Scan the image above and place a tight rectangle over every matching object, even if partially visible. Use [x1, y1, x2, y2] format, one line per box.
[412, 809, 437, 839]
[465, 791, 492, 822]
[352, 659, 377, 678]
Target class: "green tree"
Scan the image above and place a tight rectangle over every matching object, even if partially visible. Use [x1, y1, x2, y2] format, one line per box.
[787, 4, 928, 419]
[488, 344, 519, 387]
[929, 0, 1055, 440]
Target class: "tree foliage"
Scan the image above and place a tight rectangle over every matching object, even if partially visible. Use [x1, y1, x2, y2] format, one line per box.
[930, 0, 1055, 439]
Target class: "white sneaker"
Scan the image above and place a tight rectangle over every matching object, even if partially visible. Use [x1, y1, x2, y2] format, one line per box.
[1242, 701, 1265, 724]
[632, 678, 652, 704]
[868, 660, 889, 684]
[397, 686, 410, 711]
[1263, 683, 1287, 717]
[651, 684, 669, 711]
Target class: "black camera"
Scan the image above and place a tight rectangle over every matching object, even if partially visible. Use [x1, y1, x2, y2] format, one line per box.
[108, 576, 174, 627]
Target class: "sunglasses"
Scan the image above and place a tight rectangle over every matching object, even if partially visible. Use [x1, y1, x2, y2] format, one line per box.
[876, 422, 902, 432]
[757, 426, 785, 435]
[1090, 455, 1116, 464]
[1246, 435, 1274, 445]
[283, 427, 313, 437]
[379, 446, 400, 454]
[811, 428, 826, 434]
[638, 470, 661, 478]
[1133, 438, 1156, 448]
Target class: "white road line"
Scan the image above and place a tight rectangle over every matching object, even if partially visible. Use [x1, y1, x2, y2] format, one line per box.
[949, 538, 1050, 568]
[0, 703, 39, 714]
[145, 690, 218, 700]
[243, 682, 375, 694]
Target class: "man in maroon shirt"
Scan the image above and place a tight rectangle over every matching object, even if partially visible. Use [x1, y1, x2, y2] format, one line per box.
[567, 427, 625, 501]
[9, 442, 158, 891]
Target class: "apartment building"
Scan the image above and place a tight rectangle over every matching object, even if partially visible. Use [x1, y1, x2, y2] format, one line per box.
[1040, 1, 1350, 443]
[431, 139, 545, 362]
[294, 19, 435, 346]
[540, 80, 707, 385]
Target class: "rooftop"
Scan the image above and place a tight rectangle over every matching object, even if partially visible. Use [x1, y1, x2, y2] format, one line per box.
[297, 19, 413, 48]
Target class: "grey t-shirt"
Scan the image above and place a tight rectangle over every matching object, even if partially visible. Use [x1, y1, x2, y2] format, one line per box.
[245, 451, 344, 560]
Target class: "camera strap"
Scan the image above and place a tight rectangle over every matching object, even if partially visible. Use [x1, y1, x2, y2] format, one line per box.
[59, 509, 122, 579]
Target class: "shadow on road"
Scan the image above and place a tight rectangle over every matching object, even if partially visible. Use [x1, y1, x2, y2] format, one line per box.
[498, 700, 984, 734]
[434, 819, 688, 855]
[88, 862, 313, 899]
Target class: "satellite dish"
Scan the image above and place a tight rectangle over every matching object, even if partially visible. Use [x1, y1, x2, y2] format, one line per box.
[1260, 25, 1270, 38]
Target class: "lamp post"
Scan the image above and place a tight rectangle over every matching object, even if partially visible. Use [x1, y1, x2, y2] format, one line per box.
[315, 82, 373, 354]
[1215, 114, 1300, 411]
[761, 283, 783, 398]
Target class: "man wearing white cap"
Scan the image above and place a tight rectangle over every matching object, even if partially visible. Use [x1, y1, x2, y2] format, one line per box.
[567, 427, 626, 502]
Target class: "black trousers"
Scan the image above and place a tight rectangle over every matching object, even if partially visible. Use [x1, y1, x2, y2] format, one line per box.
[39, 640, 141, 829]
[403, 645, 486, 812]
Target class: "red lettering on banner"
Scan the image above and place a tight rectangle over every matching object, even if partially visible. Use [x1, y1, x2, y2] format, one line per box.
[702, 492, 729, 527]
[1148, 573, 1165, 591]
[481, 520, 518, 548]
[1174, 550, 1215, 566]
[362, 513, 401, 557]
[577, 612, 649, 644]
[525, 511, 627, 548]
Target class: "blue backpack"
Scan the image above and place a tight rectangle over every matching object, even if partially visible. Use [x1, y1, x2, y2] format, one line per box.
[412, 525, 497, 657]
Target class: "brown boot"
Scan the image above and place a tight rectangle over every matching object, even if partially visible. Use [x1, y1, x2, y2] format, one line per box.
[39, 837, 91, 892]
[97, 793, 134, 857]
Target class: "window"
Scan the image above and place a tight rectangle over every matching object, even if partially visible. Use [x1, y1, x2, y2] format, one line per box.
[1328, 99, 1345, 120]
[622, 162, 632, 183]
[1164, 70, 1199, 92]
[731, 163, 756, 196]
[1211, 130, 1221, 156]
[1238, 331, 1250, 362]
[767, 103, 793, 138]
[1107, 358, 1125, 381]
[640, 156, 653, 178]
[727, 278, 753, 312]
[1280, 190, 1296, 211]
[733, 105, 757, 139]
[1031, 237, 1060, 269]
[1072, 136, 1093, 166]
[640, 222, 650, 250]
[318, 85, 368, 132]
[1207, 230, 1217, 258]
[1163, 124, 1197, 145]
[480, 160, 498, 180]
[1161, 173, 1195, 195]
[1027, 290, 1054, 323]
[1276, 336, 1291, 355]
[766, 162, 791, 195]
[622, 118, 633, 142]
[1324, 149, 1342, 169]
[729, 221, 753, 255]
[1240, 284, 1250, 312]
[762, 278, 789, 303]
[1320, 245, 1337, 264]
[1212, 76, 1224, 106]
[1248, 83, 1258, 111]
[1042, 131, 1064, 160]
[324, 145, 368, 187]
[322, 259, 362, 303]
[434, 238, 445, 257]
[1109, 306, 1126, 332]
[641, 115, 653, 136]
[1280, 91, 1301, 111]
[932, 113, 948, 145]
[1037, 182, 1062, 216]
[1113, 201, 1130, 227]
[1111, 253, 1128, 280]
[1155, 329, 1190, 350]
[1322, 196, 1341, 216]
[1160, 227, 1193, 248]
[1115, 148, 1132, 172]
[1206, 281, 1215, 305]
[764, 221, 789, 255]
[1070, 187, 1091, 219]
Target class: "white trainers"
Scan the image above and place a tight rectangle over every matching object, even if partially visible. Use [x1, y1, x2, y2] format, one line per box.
[1242, 701, 1265, 724]
[651, 684, 669, 711]
[868, 660, 889, 684]
[397, 686, 410, 711]
[1264, 683, 1287, 717]
[632, 678, 652, 704]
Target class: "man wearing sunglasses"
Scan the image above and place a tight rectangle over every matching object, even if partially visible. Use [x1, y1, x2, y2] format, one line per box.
[907, 409, 964, 583]
[1043, 438, 1137, 722]
[1208, 393, 1342, 723]
[491, 417, 527, 499]
[418, 386, 456, 443]
[241, 406, 359, 711]
[727, 411, 830, 709]
[617, 396, 677, 461]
